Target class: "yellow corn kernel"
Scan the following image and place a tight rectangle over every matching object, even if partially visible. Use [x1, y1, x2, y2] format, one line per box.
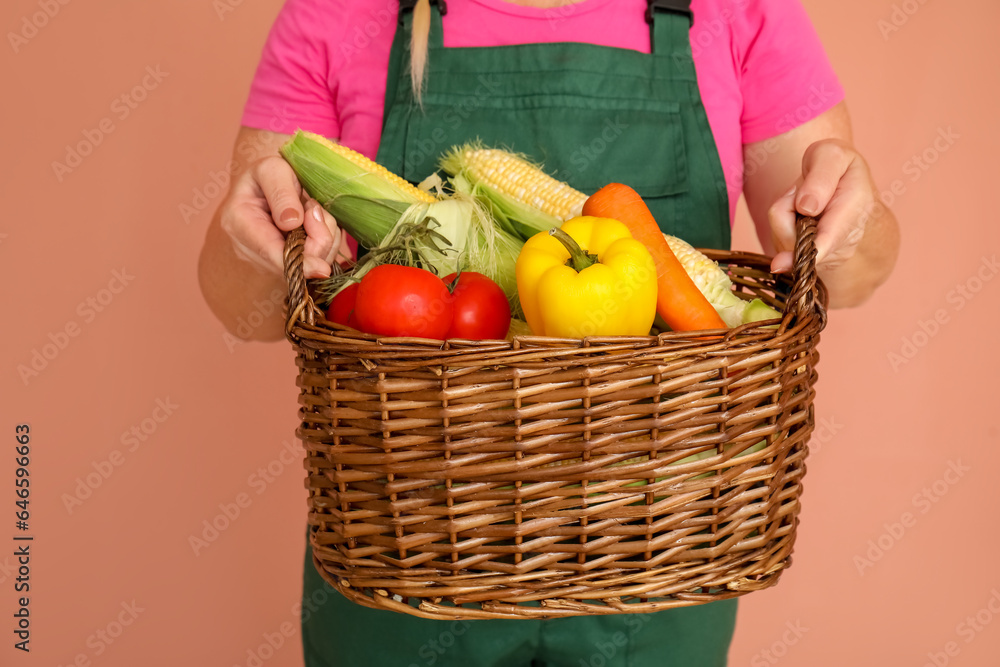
[663, 232, 783, 328]
[662, 233, 729, 292]
[452, 147, 587, 221]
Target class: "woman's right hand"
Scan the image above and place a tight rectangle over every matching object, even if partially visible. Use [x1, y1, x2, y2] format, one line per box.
[220, 155, 346, 280]
[199, 128, 354, 341]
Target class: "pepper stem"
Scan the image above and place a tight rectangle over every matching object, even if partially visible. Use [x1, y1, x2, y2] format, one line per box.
[549, 227, 597, 272]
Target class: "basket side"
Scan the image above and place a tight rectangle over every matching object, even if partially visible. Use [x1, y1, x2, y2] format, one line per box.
[282, 215, 826, 619]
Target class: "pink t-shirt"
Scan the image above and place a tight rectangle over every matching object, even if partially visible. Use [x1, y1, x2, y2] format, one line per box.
[241, 0, 844, 225]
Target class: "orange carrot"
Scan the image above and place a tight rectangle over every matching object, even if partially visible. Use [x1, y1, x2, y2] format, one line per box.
[582, 183, 727, 332]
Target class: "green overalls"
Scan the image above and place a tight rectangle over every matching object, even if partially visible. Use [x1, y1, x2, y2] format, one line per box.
[302, 1, 737, 664]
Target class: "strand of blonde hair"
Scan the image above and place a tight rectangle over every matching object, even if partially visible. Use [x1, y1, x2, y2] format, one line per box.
[409, 0, 431, 107]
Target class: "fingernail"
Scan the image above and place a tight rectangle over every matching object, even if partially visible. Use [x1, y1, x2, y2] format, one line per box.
[280, 210, 300, 226]
[313, 206, 324, 223]
[771, 253, 793, 274]
[317, 259, 332, 277]
[798, 194, 819, 216]
[308, 267, 331, 280]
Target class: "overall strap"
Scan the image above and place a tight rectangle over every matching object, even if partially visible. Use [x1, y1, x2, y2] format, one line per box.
[647, 0, 694, 58]
[645, 0, 693, 25]
[396, 1, 693, 57]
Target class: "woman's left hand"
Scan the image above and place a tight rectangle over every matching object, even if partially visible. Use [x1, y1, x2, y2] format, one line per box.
[767, 138, 879, 276]
[743, 102, 900, 308]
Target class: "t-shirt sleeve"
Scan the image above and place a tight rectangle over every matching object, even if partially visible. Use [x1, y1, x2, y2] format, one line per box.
[240, 0, 342, 138]
[734, 0, 845, 144]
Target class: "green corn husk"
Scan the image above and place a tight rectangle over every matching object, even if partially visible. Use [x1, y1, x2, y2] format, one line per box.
[279, 130, 434, 204]
[279, 131, 435, 249]
[279, 131, 525, 315]
[439, 144, 567, 242]
[741, 297, 783, 326]
[398, 196, 524, 317]
[313, 212, 452, 305]
[315, 196, 525, 317]
[504, 318, 533, 340]
[449, 172, 563, 242]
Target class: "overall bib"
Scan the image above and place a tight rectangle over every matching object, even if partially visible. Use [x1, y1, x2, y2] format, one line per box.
[302, 2, 737, 664]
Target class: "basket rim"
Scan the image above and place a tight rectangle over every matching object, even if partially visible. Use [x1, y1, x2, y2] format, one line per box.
[282, 215, 827, 351]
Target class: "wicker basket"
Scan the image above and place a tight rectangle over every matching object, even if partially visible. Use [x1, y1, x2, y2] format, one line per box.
[281, 215, 827, 620]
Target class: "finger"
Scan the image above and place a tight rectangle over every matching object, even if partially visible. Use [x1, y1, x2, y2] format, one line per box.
[767, 183, 800, 271]
[770, 250, 794, 275]
[334, 231, 354, 265]
[812, 185, 873, 270]
[297, 202, 334, 279]
[222, 200, 287, 273]
[250, 157, 305, 232]
[795, 140, 856, 217]
[224, 201, 332, 280]
[302, 200, 339, 266]
[303, 255, 334, 280]
[807, 143, 874, 266]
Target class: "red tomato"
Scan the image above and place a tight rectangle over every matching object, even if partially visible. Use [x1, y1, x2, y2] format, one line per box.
[326, 283, 360, 328]
[442, 272, 511, 340]
[354, 265, 454, 340]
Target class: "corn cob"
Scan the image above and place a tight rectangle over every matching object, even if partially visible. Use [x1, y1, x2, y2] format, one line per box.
[440, 143, 587, 240]
[281, 131, 438, 250]
[285, 131, 436, 204]
[663, 233, 782, 327]
[443, 146, 587, 220]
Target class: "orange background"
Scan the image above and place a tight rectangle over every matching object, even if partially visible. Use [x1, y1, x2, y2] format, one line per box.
[2, 0, 998, 665]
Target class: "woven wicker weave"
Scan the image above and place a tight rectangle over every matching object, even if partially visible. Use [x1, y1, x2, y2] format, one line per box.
[282, 215, 827, 619]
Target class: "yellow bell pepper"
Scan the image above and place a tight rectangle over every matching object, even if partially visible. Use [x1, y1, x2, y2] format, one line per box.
[515, 216, 658, 338]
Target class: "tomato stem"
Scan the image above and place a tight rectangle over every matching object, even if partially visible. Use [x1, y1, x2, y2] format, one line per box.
[446, 266, 463, 294]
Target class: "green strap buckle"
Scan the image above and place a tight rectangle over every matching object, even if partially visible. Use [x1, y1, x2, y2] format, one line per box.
[646, 0, 694, 25]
